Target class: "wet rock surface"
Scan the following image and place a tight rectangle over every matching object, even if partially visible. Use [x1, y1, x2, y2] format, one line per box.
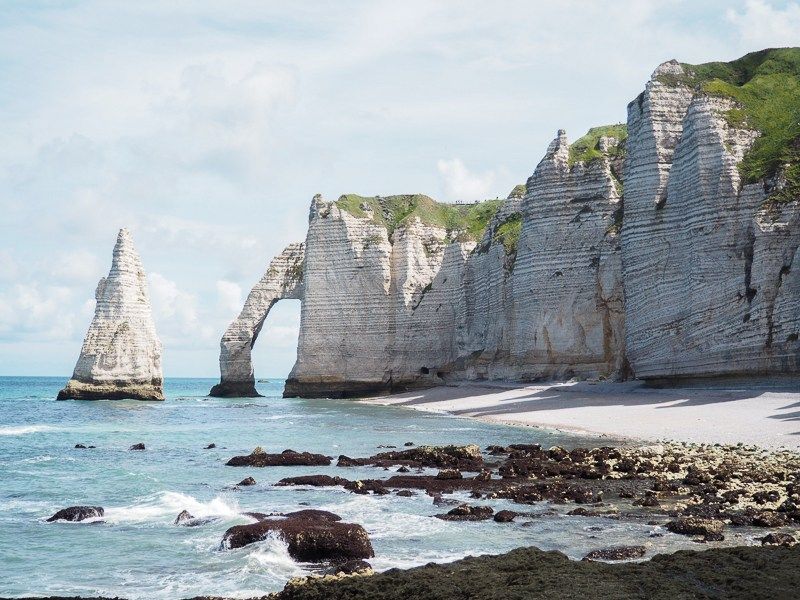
[434, 504, 494, 521]
[46, 506, 104, 522]
[262, 545, 800, 600]
[221, 511, 374, 562]
[270, 441, 800, 545]
[583, 546, 647, 561]
[226, 447, 332, 467]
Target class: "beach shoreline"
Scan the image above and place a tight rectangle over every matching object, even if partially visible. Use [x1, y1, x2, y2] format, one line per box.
[361, 379, 800, 450]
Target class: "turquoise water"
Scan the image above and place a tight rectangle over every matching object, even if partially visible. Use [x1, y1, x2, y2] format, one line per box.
[0, 377, 716, 599]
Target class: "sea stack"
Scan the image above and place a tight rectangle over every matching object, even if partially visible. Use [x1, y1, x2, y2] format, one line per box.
[57, 228, 164, 401]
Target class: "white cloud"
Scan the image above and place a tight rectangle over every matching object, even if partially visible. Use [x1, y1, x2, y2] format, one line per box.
[216, 280, 243, 316]
[437, 158, 496, 202]
[148, 272, 214, 345]
[726, 1, 800, 48]
[49, 250, 103, 284]
[0, 283, 80, 341]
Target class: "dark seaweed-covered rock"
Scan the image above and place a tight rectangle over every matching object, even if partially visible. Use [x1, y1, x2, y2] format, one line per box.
[237, 476, 256, 486]
[277, 475, 348, 487]
[666, 517, 724, 541]
[47, 506, 104, 522]
[267, 544, 800, 600]
[435, 504, 494, 521]
[751, 510, 787, 527]
[344, 479, 389, 495]
[129, 443, 145, 451]
[583, 546, 646, 561]
[221, 515, 373, 562]
[353, 445, 483, 470]
[494, 510, 518, 523]
[226, 447, 331, 467]
[761, 532, 796, 546]
[204, 443, 216, 449]
[283, 509, 342, 522]
[396, 490, 415, 497]
[435, 469, 462, 480]
[74, 443, 87, 449]
[323, 559, 373, 576]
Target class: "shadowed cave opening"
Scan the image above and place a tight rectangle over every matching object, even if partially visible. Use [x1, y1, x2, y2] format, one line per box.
[250, 298, 301, 389]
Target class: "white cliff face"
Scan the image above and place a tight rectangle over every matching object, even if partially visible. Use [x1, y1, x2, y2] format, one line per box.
[210, 243, 305, 397]
[622, 62, 800, 378]
[214, 54, 800, 396]
[58, 229, 164, 401]
[460, 130, 625, 381]
[278, 131, 626, 397]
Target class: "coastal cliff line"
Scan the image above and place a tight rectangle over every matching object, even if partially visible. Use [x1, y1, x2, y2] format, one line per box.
[211, 48, 800, 399]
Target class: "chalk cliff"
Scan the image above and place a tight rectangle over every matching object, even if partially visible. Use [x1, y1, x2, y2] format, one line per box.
[212, 48, 800, 398]
[623, 53, 800, 378]
[58, 229, 164, 401]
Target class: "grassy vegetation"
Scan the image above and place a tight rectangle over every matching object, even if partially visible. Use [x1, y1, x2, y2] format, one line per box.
[493, 213, 522, 255]
[335, 194, 503, 241]
[658, 48, 800, 204]
[568, 124, 628, 165]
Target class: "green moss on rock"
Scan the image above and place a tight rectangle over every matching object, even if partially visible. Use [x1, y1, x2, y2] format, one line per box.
[334, 194, 503, 241]
[493, 213, 522, 255]
[659, 47, 800, 204]
[568, 124, 628, 165]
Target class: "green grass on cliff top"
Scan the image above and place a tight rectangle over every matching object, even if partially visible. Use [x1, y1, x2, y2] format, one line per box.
[568, 124, 628, 165]
[662, 47, 800, 203]
[335, 193, 504, 241]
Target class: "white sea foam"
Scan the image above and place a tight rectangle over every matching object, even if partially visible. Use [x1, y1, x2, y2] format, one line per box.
[241, 532, 306, 580]
[0, 424, 55, 436]
[103, 491, 243, 524]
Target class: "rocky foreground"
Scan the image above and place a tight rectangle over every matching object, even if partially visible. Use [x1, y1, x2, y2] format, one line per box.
[9, 545, 800, 600]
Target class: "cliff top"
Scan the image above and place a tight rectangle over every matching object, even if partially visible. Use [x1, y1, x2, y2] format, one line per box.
[568, 124, 627, 165]
[660, 47, 800, 203]
[335, 193, 504, 241]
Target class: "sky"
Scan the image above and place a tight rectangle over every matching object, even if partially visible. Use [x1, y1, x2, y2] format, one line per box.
[0, 0, 798, 379]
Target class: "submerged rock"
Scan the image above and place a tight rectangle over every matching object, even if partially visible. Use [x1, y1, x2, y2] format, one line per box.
[174, 510, 195, 525]
[761, 532, 796, 546]
[666, 517, 724, 541]
[221, 514, 374, 562]
[435, 504, 494, 521]
[494, 510, 518, 523]
[277, 475, 348, 487]
[47, 506, 104, 522]
[57, 228, 164, 402]
[226, 448, 331, 467]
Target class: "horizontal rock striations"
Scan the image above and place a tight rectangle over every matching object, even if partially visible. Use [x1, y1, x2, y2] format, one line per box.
[623, 54, 800, 379]
[58, 228, 164, 401]
[210, 243, 304, 397]
[216, 48, 799, 397]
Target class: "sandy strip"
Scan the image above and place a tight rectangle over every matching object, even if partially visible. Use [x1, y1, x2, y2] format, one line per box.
[361, 380, 800, 450]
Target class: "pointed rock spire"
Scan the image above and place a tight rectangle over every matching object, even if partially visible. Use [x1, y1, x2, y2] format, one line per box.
[58, 228, 164, 401]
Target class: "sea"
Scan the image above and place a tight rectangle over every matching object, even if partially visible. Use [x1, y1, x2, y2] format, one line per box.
[0, 376, 747, 599]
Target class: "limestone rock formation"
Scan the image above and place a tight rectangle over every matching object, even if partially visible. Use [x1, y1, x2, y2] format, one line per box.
[214, 48, 799, 397]
[623, 58, 800, 379]
[58, 229, 163, 401]
[209, 243, 304, 397]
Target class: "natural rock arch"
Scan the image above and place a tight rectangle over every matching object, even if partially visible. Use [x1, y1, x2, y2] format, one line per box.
[209, 243, 304, 397]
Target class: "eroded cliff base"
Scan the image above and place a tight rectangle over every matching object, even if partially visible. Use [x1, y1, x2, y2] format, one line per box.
[56, 379, 165, 401]
[208, 381, 262, 398]
[283, 377, 441, 399]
